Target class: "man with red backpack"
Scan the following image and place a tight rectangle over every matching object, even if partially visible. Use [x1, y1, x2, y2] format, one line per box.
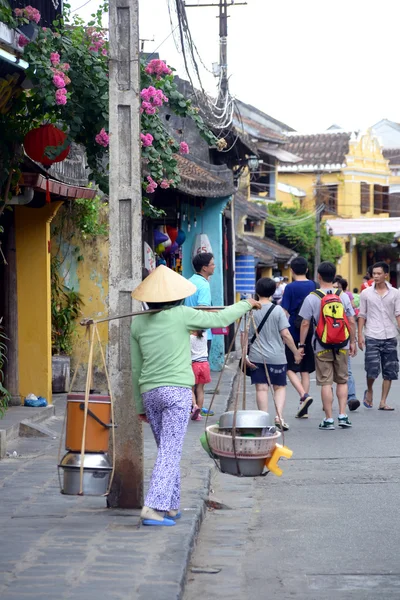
[298, 262, 357, 430]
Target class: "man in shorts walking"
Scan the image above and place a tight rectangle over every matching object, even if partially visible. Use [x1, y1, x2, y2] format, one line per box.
[358, 261, 400, 411]
[299, 262, 356, 430]
[281, 257, 316, 418]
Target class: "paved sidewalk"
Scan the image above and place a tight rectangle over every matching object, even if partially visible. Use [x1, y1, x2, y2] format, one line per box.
[0, 366, 237, 600]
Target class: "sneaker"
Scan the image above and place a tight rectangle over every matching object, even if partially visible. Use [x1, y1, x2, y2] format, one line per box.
[347, 399, 360, 412]
[338, 415, 352, 428]
[275, 417, 290, 431]
[296, 395, 313, 418]
[201, 408, 214, 416]
[319, 419, 335, 430]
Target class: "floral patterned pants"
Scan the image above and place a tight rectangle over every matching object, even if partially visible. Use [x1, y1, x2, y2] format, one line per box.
[142, 386, 192, 511]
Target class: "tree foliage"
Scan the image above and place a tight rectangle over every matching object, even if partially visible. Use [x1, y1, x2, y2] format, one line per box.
[268, 202, 343, 264]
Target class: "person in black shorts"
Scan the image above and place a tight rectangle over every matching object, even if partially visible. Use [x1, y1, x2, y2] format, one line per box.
[281, 257, 316, 418]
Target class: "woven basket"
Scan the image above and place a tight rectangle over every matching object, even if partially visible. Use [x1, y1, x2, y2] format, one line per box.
[206, 425, 281, 459]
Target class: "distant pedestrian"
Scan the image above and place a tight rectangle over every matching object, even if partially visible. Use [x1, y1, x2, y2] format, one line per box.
[185, 252, 215, 416]
[272, 277, 283, 305]
[358, 261, 400, 411]
[131, 265, 261, 526]
[299, 262, 356, 430]
[281, 257, 316, 419]
[242, 277, 303, 431]
[190, 330, 211, 421]
[361, 266, 374, 292]
[352, 288, 360, 309]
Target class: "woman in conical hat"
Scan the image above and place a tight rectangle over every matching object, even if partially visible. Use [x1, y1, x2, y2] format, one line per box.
[131, 265, 260, 526]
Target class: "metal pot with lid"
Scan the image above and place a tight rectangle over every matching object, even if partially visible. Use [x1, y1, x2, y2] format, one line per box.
[219, 410, 272, 430]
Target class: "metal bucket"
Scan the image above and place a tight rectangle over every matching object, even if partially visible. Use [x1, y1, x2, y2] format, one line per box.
[59, 452, 112, 496]
[219, 456, 266, 477]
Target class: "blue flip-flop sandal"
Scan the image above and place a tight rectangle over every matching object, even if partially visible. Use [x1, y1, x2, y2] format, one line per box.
[142, 517, 175, 526]
[167, 511, 181, 520]
[363, 390, 373, 408]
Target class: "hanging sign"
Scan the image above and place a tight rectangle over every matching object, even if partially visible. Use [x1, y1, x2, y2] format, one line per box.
[144, 242, 156, 273]
[192, 233, 213, 259]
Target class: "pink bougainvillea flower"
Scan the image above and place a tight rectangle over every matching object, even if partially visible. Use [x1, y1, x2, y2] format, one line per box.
[18, 34, 30, 48]
[160, 179, 171, 189]
[53, 74, 65, 89]
[145, 176, 158, 194]
[140, 133, 154, 147]
[101, 48, 107, 56]
[55, 88, 67, 105]
[95, 128, 110, 147]
[15, 5, 40, 23]
[145, 59, 172, 79]
[60, 63, 70, 71]
[179, 141, 189, 154]
[50, 52, 60, 66]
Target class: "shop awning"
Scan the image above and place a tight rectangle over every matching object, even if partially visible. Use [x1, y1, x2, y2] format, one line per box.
[277, 182, 306, 198]
[258, 143, 303, 164]
[22, 173, 97, 200]
[325, 217, 400, 236]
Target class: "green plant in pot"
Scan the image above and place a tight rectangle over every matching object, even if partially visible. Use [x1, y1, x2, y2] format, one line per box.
[0, 318, 11, 417]
[51, 256, 83, 393]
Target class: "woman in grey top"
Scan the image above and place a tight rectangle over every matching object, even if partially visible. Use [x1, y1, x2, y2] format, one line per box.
[242, 278, 303, 430]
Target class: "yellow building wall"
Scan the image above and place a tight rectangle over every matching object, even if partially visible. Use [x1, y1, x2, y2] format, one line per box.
[51, 206, 109, 391]
[15, 202, 63, 404]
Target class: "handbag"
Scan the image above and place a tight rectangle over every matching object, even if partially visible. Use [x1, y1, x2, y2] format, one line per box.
[239, 304, 276, 376]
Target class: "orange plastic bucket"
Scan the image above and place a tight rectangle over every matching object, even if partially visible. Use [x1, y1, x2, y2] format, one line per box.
[66, 394, 111, 453]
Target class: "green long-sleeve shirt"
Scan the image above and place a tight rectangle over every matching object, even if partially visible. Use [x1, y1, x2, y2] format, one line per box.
[131, 300, 252, 414]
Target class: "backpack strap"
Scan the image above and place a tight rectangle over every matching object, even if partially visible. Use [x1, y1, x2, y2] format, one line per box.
[249, 304, 276, 346]
[311, 289, 325, 300]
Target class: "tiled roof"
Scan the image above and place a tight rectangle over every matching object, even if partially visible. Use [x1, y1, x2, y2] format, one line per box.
[234, 191, 268, 223]
[279, 132, 351, 171]
[383, 148, 400, 167]
[236, 234, 297, 266]
[174, 155, 235, 198]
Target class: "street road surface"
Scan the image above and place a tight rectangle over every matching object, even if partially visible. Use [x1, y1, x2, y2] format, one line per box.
[185, 352, 400, 600]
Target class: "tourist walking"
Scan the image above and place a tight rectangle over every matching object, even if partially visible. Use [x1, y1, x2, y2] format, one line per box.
[281, 257, 316, 418]
[185, 252, 215, 415]
[333, 278, 360, 411]
[299, 262, 356, 430]
[190, 329, 210, 421]
[358, 261, 400, 411]
[131, 265, 261, 526]
[242, 277, 303, 431]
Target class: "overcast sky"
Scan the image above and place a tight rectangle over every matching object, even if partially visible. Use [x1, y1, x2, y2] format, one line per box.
[70, 0, 400, 132]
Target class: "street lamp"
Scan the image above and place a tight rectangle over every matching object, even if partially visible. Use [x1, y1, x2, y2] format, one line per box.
[247, 155, 260, 172]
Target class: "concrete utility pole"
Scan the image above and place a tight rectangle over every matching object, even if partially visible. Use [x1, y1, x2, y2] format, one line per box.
[107, 0, 143, 508]
[184, 0, 247, 102]
[314, 173, 322, 281]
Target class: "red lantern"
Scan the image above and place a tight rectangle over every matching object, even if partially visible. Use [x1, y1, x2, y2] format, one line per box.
[166, 226, 178, 245]
[23, 124, 70, 203]
[24, 124, 70, 166]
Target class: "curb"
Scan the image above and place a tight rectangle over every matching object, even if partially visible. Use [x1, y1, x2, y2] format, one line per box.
[0, 404, 56, 445]
[178, 364, 239, 599]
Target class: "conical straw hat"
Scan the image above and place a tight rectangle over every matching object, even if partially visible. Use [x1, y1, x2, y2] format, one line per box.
[132, 265, 197, 302]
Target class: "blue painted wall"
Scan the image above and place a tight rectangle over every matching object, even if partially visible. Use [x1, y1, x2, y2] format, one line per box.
[182, 196, 231, 371]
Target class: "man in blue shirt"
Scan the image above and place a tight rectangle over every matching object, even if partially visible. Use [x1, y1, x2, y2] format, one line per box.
[281, 257, 316, 418]
[185, 252, 215, 415]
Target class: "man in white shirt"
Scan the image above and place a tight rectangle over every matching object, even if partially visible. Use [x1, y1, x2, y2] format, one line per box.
[358, 261, 400, 411]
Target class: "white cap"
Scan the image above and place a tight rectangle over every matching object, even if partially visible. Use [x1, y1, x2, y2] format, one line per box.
[273, 277, 280, 283]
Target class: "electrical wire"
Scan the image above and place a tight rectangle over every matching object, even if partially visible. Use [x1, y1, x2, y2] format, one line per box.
[71, 0, 93, 13]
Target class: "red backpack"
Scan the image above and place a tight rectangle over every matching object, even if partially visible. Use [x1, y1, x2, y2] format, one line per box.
[312, 289, 350, 350]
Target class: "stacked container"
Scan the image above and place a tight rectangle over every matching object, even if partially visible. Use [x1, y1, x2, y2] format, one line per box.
[58, 393, 113, 495]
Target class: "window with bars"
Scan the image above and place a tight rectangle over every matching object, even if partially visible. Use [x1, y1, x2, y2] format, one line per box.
[360, 182, 370, 213]
[319, 184, 338, 214]
[373, 185, 390, 214]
